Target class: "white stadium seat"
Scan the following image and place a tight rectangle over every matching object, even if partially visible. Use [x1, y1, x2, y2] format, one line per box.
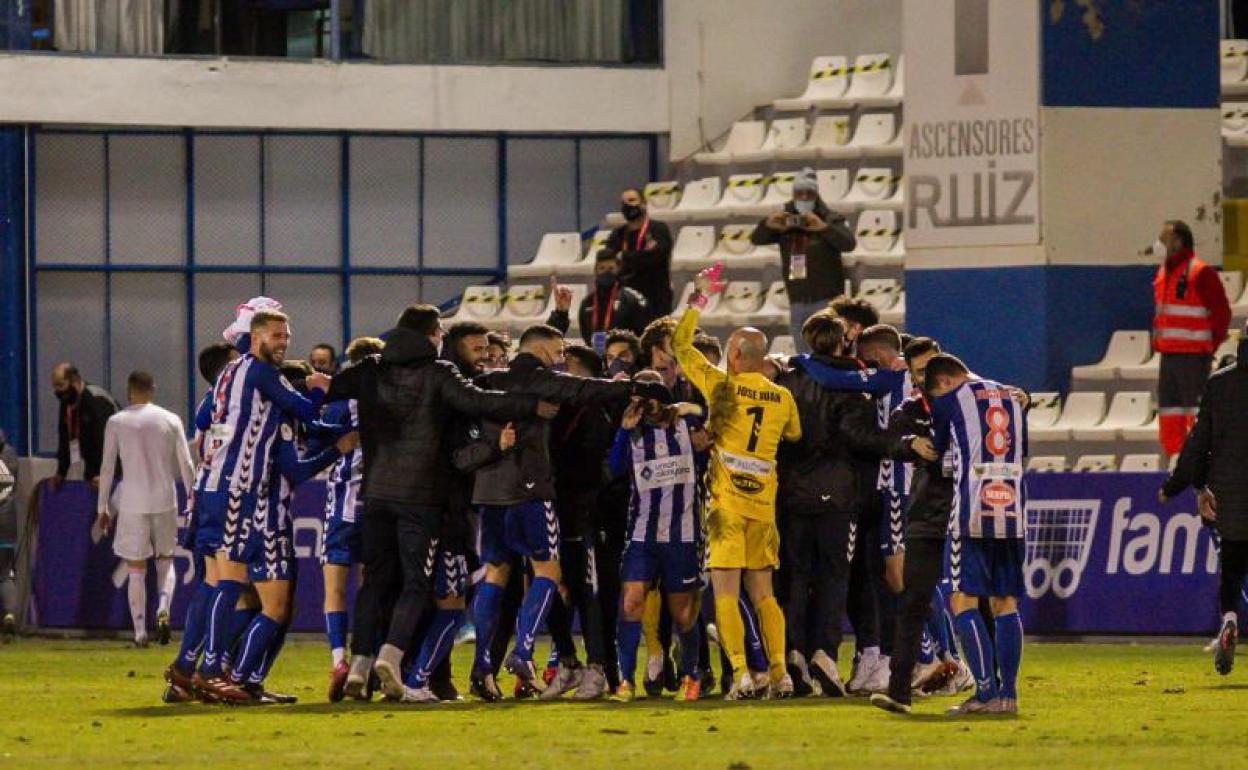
[1070, 391, 1152, 442]
[769, 335, 797, 356]
[1222, 40, 1248, 87]
[822, 53, 895, 109]
[848, 209, 903, 264]
[737, 172, 796, 218]
[694, 120, 767, 166]
[1219, 271, 1244, 305]
[1027, 392, 1062, 429]
[497, 284, 550, 329]
[1214, 328, 1242, 362]
[856, 278, 900, 312]
[720, 281, 765, 326]
[817, 169, 850, 205]
[662, 177, 721, 222]
[840, 167, 903, 210]
[1073, 454, 1117, 473]
[1070, 330, 1151, 381]
[774, 55, 850, 112]
[673, 281, 720, 317]
[715, 174, 767, 217]
[823, 113, 899, 160]
[859, 53, 904, 107]
[1120, 413, 1159, 443]
[750, 281, 790, 327]
[880, 291, 905, 328]
[583, 228, 611, 257]
[1118, 351, 1160, 381]
[710, 223, 778, 269]
[1232, 282, 1248, 319]
[448, 285, 502, 322]
[735, 118, 809, 164]
[1222, 104, 1248, 145]
[508, 232, 585, 279]
[1120, 454, 1162, 472]
[609, 181, 681, 227]
[1027, 455, 1068, 473]
[1029, 391, 1106, 442]
[671, 225, 716, 269]
[778, 116, 852, 161]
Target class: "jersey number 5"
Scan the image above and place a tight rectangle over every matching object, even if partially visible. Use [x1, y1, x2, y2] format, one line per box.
[745, 406, 765, 453]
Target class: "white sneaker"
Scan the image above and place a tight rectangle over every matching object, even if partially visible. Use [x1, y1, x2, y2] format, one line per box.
[724, 672, 757, 701]
[540, 660, 585, 700]
[752, 671, 772, 699]
[769, 673, 795, 699]
[809, 650, 846, 698]
[847, 648, 881, 694]
[910, 660, 945, 693]
[344, 655, 374, 700]
[400, 685, 440, 704]
[863, 654, 891, 694]
[953, 659, 975, 693]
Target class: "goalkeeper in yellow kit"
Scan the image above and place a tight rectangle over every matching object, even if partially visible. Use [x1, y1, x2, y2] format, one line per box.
[673, 264, 802, 699]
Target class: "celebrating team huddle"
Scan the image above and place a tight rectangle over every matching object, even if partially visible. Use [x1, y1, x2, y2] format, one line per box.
[156, 263, 1029, 716]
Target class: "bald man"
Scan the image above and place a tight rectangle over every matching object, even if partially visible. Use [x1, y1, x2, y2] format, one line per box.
[50, 363, 119, 494]
[672, 278, 802, 700]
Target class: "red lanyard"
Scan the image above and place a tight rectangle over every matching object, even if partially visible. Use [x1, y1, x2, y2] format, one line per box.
[66, 404, 79, 440]
[592, 284, 620, 331]
[630, 217, 651, 251]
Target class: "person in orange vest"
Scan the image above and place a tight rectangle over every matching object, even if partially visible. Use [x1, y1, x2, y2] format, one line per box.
[1153, 220, 1232, 456]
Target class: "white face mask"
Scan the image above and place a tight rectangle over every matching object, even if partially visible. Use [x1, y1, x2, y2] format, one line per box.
[1149, 239, 1167, 257]
[794, 199, 815, 215]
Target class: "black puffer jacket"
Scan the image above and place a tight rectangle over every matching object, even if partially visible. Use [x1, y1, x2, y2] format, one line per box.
[889, 395, 954, 541]
[472, 353, 665, 507]
[325, 328, 539, 506]
[1163, 338, 1248, 540]
[776, 356, 901, 516]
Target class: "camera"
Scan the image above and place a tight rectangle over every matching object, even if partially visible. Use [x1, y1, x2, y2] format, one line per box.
[786, 213, 803, 229]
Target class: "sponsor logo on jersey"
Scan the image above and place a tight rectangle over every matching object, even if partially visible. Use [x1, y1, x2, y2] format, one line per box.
[731, 473, 764, 495]
[981, 481, 1016, 508]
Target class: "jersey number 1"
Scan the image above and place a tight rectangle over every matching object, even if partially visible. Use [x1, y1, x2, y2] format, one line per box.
[746, 406, 765, 452]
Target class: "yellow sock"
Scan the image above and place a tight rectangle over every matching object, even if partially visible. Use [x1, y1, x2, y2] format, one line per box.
[714, 595, 747, 674]
[642, 588, 662, 658]
[755, 596, 787, 679]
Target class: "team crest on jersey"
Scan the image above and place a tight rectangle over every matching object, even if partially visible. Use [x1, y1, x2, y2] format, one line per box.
[730, 473, 764, 495]
[280, 423, 294, 441]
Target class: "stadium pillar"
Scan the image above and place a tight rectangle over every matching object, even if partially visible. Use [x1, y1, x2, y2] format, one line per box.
[0, 127, 27, 453]
[903, 0, 1221, 393]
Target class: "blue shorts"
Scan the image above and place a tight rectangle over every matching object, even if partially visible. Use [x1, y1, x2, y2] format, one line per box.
[948, 534, 1024, 598]
[192, 491, 263, 562]
[320, 517, 362, 567]
[880, 490, 906, 557]
[479, 501, 560, 565]
[432, 547, 469, 600]
[620, 540, 703, 593]
[248, 530, 298, 583]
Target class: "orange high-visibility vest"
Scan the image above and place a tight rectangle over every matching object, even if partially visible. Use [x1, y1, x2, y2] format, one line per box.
[1153, 252, 1217, 355]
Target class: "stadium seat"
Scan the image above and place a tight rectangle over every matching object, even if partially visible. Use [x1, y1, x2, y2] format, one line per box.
[1214, 328, 1242, 364]
[609, 181, 681, 226]
[880, 291, 905, 328]
[663, 177, 721, 222]
[583, 228, 611, 257]
[737, 172, 795, 218]
[1027, 455, 1068, 473]
[1118, 351, 1160, 381]
[1120, 454, 1161, 472]
[671, 225, 716, 269]
[859, 53, 903, 107]
[840, 168, 903, 210]
[1232, 282, 1248, 319]
[1072, 454, 1117, 473]
[715, 174, 768, 217]
[1219, 270, 1244, 305]
[823, 113, 899, 160]
[1027, 392, 1061, 429]
[847, 209, 903, 263]
[750, 281, 790, 327]
[1222, 40, 1248, 87]
[448, 285, 502, 322]
[694, 120, 767, 166]
[817, 169, 850, 205]
[819, 53, 895, 109]
[1070, 330, 1151, 381]
[673, 281, 720, 317]
[769, 335, 797, 356]
[497, 284, 550, 329]
[720, 281, 765, 326]
[773, 55, 850, 112]
[1222, 104, 1248, 145]
[709, 223, 779, 269]
[1029, 391, 1106, 442]
[1070, 391, 1152, 442]
[856, 278, 900, 312]
[735, 118, 808, 164]
[1120, 413, 1159, 443]
[778, 116, 851, 161]
[508, 232, 585, 279]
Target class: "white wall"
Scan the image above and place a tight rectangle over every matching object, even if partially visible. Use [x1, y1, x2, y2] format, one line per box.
[0, 54, 669, 133]
[664, 0, 902, 160]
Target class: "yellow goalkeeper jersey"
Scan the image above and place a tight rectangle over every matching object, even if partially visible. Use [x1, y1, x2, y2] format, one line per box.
[672, 307, 801, 522]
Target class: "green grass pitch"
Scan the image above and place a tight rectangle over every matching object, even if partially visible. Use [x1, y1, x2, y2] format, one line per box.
[0, 637, 1242, 768]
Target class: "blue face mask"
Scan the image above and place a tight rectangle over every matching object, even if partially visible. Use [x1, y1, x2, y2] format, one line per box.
[794, 199, 815, 215]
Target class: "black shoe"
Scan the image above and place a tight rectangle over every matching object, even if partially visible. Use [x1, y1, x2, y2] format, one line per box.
[430, 678, 462, 702]
[698, 668, 717, 698]
[504, 652, 545, 695]
[156, 611, 171, 646]
[470, 670, 503, 703]
[1215, 619, 1238, 676]
[662, 653, 678, 693]
[719, 671, 734, 698]
[241, 683, 279, 705]
[788, 662, 815, 698]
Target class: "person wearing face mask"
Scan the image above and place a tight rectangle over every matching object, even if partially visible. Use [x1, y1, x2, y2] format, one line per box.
[604, 329, 642, 379]
[1151, 220, 1232, 457]
[49, 363, 119, 495]
[547, 252, 651, 350]
[750, 167, 857, 353]
[602, 188, 674, 318]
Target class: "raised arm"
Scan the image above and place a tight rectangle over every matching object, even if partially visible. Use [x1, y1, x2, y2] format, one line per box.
[793, 355, 897, 397]
[672, 306, 726, 400]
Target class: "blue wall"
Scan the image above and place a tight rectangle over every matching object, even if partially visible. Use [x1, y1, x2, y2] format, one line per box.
[0, 128, 26, 453]
[906, 264, 1156, 394]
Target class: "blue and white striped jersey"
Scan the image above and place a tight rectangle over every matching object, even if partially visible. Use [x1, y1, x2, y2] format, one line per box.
[609, 418, 706, 545]
[930, 379, 1028, 540]
[196, 354, 324, 499]
[254, 417, 340, 579]
[322, 400, 362, 525]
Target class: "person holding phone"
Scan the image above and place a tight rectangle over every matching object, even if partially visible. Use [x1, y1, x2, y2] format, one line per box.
[750, 167, 856, 353]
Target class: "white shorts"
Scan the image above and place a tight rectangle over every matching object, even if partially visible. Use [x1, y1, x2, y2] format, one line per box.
[113, 509, 178, 562]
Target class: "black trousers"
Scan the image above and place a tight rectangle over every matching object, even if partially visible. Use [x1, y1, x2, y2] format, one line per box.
[847, 505, 890, 655]
[1220, 538, 1248, 615]
[548, 530, 608, 665]
[779, 509, 854, 659]
[350, 499, 439, 656]
[887, 536, 947, 703]
[595, 519, 627, 687]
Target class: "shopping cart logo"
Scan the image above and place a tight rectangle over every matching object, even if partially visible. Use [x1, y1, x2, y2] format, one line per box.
[1024, 498, 1099, 599]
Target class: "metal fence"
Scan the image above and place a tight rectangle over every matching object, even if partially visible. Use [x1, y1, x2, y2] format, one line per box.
[27, 127, 657, 452]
